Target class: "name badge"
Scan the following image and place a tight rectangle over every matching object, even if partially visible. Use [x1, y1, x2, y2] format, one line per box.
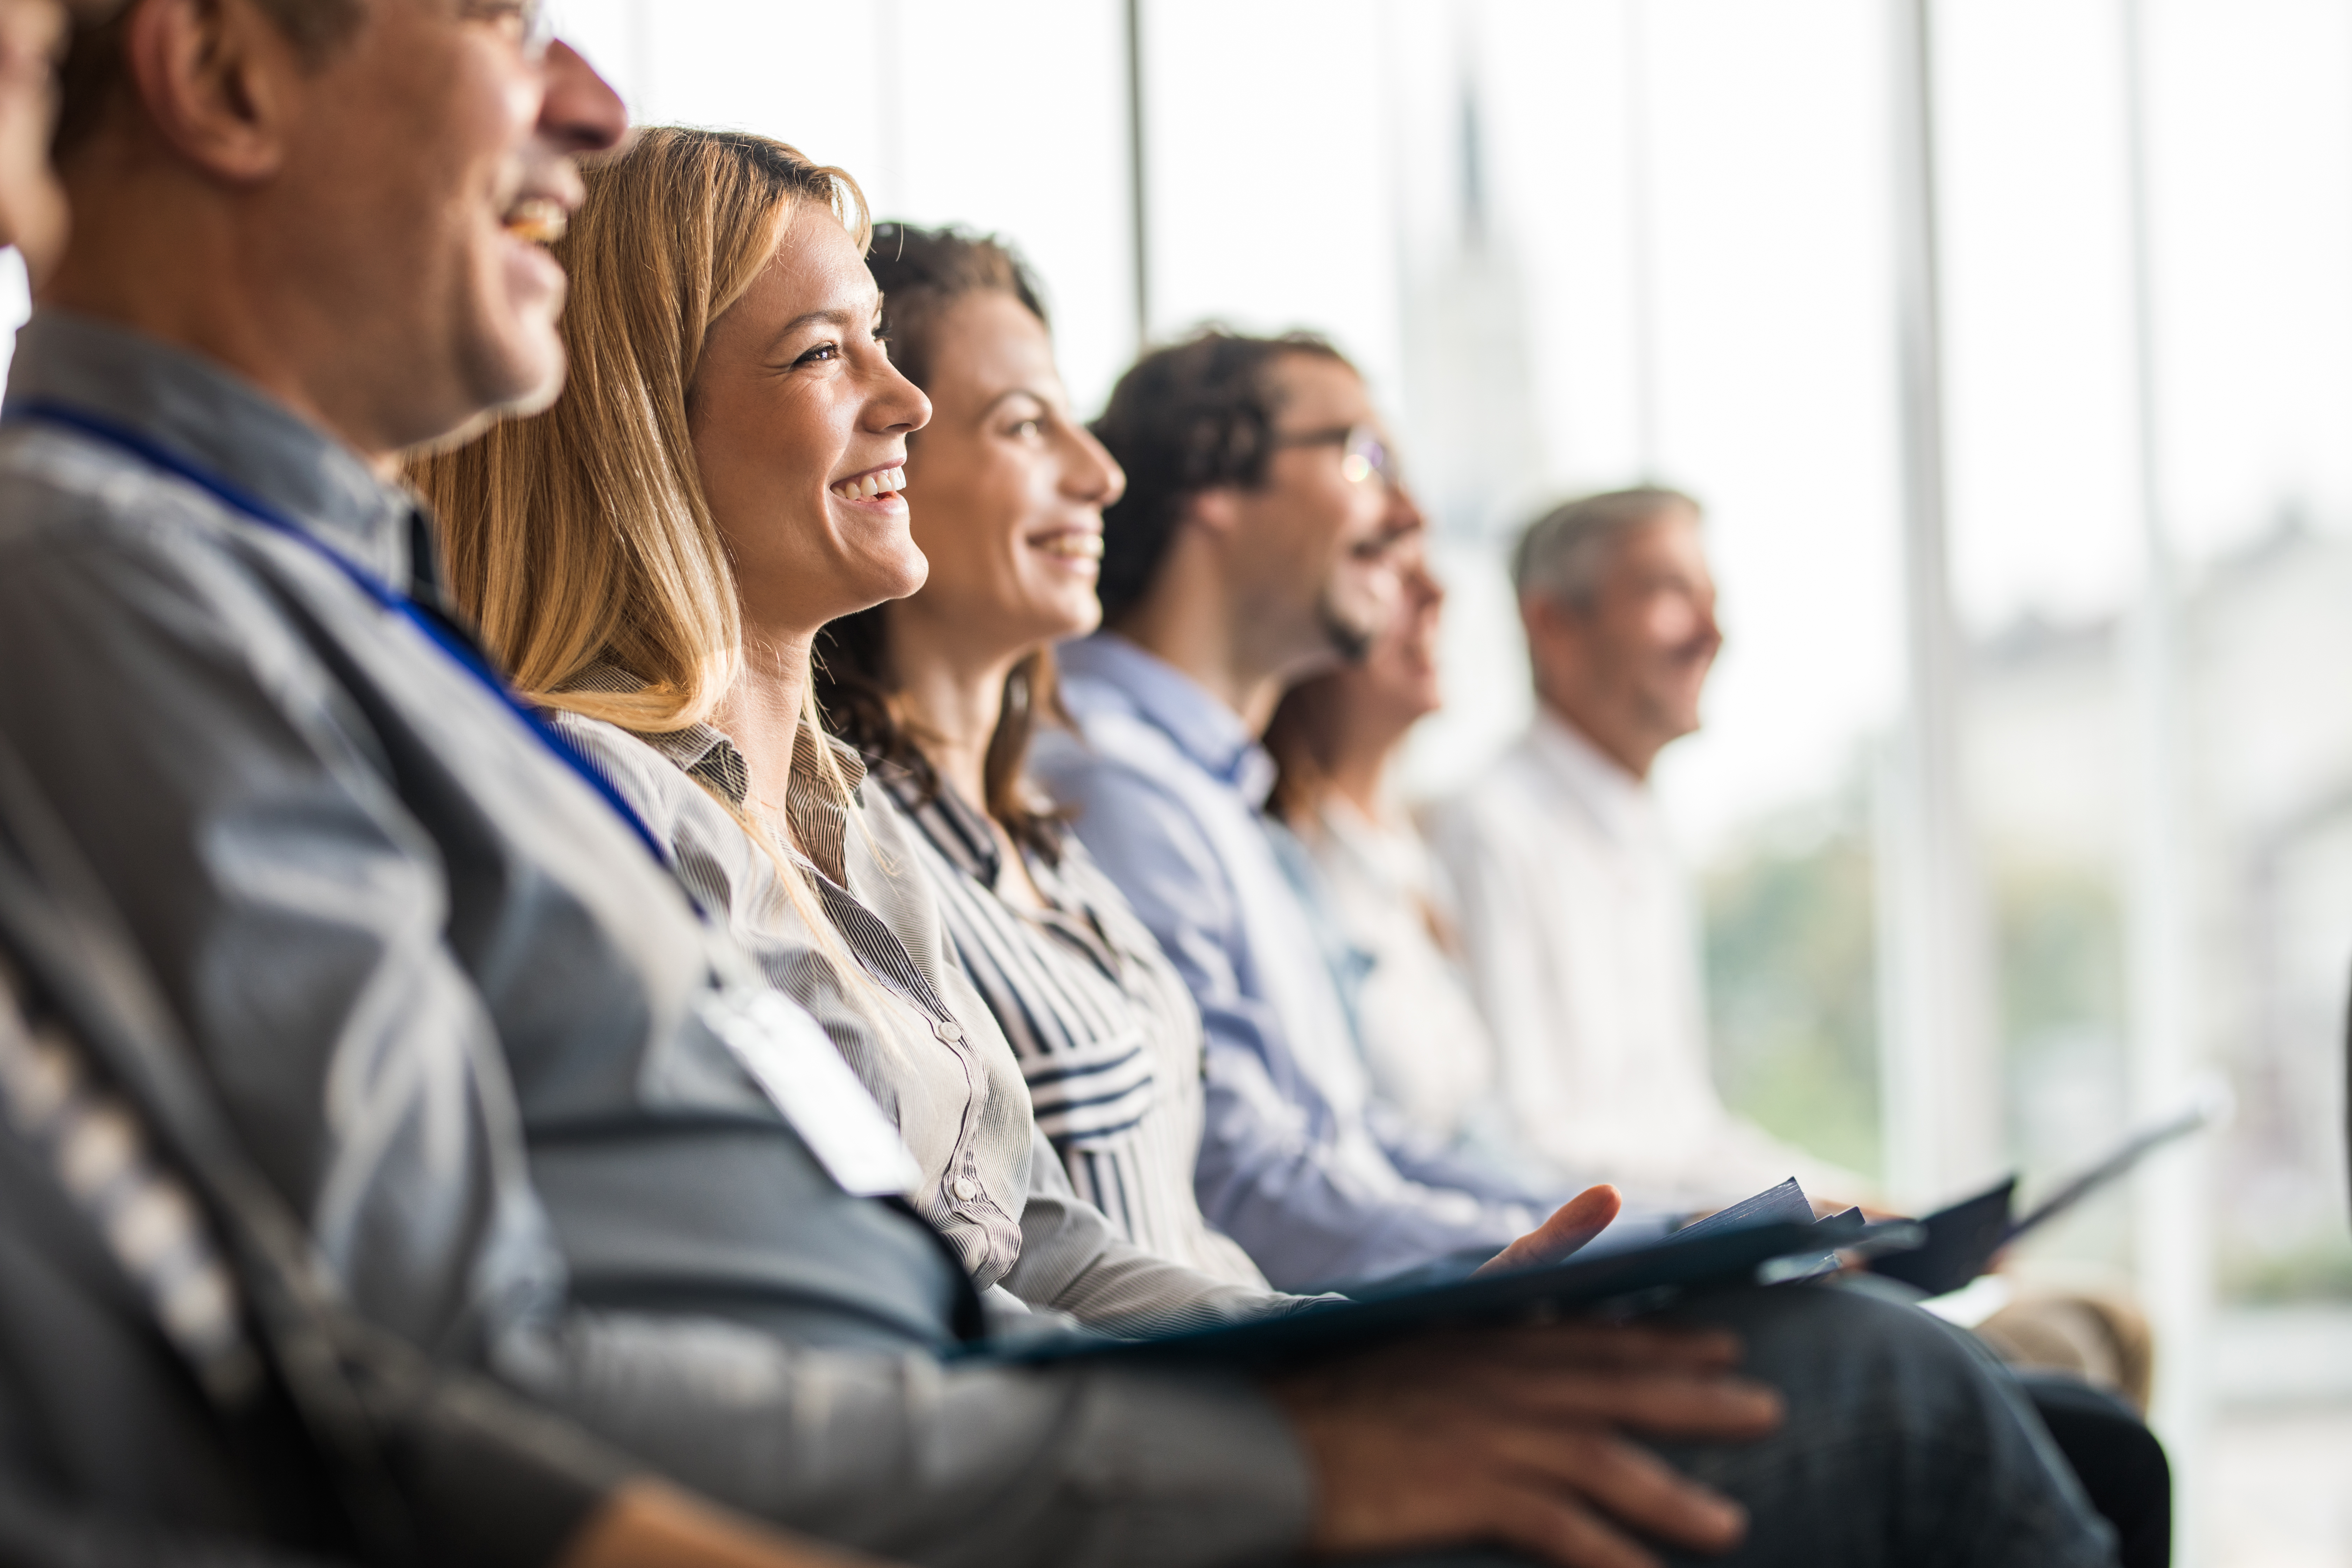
[701, 989, 920, 1197]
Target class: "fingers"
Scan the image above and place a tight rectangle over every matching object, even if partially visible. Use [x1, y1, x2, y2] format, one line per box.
[1470, 1478, 1668, 1568]
[1277, 1359, 1768, 1568]
[1485, 1425, 1750, 1556]
[1478, 1185, 1625, 1275]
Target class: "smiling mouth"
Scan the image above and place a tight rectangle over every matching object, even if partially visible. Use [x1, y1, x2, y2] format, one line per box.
[830, 467, 906, 502]
[1032, 532, 1104, 561]
[504, 197, 569, 246]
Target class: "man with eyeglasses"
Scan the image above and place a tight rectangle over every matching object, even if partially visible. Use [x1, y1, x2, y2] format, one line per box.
[1038, 330, 1586, 1293]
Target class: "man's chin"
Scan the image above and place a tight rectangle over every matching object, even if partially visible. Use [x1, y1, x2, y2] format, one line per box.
[406, 342, 566, 456]
[495, 352, 570, 420]
[1316, 604, 1380, 666]
[470, 321, 569, 417]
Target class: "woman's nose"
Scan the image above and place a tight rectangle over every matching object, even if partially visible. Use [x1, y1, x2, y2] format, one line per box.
[872, 362, 931, 434]
[1065, 422, 1126, 506]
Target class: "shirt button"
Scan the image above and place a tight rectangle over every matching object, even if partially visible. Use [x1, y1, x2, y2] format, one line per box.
[952, 1176, 978, 1201]
[933, 1018, 965, 1044]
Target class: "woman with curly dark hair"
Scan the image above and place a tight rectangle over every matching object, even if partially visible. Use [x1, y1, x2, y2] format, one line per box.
[817, 223, 1273, 1284]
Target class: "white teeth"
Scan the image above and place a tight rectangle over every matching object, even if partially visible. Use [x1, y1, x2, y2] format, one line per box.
[504, 198, 568, 244]
[1038, 533, 1105, 559]
[831, 467, 907, 502]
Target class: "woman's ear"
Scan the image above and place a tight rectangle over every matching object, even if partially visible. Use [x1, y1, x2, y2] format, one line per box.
[121, 0, 301, 184]
[1183, 484, 1241, 540]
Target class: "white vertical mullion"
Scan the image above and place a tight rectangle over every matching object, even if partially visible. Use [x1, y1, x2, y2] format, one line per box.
[1624, 0, 1660, 482]
[1124, 0, 1151, 352]
[2117, 0, 2211, 1557]
[1880, 0, 2001, 1210]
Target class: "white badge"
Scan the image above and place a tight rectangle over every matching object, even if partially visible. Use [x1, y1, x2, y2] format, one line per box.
[701, 989, 920, 1197]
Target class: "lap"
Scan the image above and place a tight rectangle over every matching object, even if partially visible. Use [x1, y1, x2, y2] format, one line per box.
[1333, 1284, 2121, 1568]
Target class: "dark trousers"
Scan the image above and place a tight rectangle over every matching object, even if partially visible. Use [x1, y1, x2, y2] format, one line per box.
[2018, 1375, 2171, 1568]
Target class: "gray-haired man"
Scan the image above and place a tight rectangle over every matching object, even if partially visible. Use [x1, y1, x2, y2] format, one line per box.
[1429, 488, 1855, 1210]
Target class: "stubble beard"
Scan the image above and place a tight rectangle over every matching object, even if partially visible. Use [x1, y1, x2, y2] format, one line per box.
[1314, 584, 1379, 667]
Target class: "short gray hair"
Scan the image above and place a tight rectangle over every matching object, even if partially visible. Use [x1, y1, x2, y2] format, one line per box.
[1511, 486, 1701, 610]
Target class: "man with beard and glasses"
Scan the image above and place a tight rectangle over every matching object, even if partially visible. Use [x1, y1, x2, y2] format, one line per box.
[1037, 332, 1640, 1292]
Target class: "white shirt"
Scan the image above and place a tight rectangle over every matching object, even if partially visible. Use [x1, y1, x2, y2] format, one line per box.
[1292, 797, 1503, 1150]
[1427, 710, 1856, 1207]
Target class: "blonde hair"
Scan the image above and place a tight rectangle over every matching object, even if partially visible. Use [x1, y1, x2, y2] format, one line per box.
[413, 127, 876, 967]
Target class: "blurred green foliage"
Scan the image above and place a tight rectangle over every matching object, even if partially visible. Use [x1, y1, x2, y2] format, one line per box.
[1996, 866, 2124, 1068]
[1704, 808, 2352, 1302]
[1701, 802, 1882, 1181]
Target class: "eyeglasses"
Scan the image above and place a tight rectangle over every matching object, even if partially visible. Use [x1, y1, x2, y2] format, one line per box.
[1269, 423, 1396, 490]
[460, 0, 557, 59]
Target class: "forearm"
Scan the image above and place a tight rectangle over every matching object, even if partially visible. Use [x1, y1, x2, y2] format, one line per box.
[1002, 1140, 1309, 1335]
[1194, 1055, 1529, 1292]
[0, 1483, 350, 1568]
[492, 1310, 1311, 1568]
[559, 1481, 886, 1568]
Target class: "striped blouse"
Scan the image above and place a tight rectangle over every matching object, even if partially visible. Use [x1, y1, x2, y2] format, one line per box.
[883, 769, 1269, 1291]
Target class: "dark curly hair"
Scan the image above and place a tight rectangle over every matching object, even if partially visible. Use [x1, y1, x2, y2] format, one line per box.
[1089, 328, 1350, 626]
[815, 223, 1070, 861]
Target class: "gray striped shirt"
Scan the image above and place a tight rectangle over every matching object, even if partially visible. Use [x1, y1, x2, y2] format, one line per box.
[883, 769, 1268, 1291]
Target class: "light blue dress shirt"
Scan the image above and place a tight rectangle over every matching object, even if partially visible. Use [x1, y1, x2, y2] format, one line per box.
[1033, 635, 1553, 1291]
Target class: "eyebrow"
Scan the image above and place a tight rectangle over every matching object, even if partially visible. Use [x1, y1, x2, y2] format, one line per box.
[761, 304, 880, 357]
[980, 387, 1054, 418]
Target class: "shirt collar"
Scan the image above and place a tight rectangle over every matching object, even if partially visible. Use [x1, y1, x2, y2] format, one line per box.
[880, 766, 1003, 887]
[1056, 633, 1278, 807]
[570, 662, 869, 885]
[1525, 707, 1653, 842]
[6, 309, 422, 592]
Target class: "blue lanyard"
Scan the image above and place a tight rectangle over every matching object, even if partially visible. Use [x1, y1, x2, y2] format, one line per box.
[3, 399, 674, 869]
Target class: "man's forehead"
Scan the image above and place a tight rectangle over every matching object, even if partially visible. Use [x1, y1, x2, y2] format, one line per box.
[1613, 508, 1711, 579]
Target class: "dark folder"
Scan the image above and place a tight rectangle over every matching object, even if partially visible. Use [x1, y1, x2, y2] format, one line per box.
[1868, 1102, 2213, 1298]
[981, 1207, 1917, 1373]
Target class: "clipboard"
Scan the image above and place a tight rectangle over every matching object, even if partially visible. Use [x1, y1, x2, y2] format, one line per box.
[976, 1208, 1922, 1373]
[1869, 1101, 2217, 1298]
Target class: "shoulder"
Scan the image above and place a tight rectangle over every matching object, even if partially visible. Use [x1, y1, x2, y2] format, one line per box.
[850, 771, 954, 906]
[1032, 726, 1222, 868]
[0, 422, 181, 539]
[0, 425, 305, 621]
[552, 713, 744, 849]
[0, 434, 390, 756]
[1030, 712, 1213, 833]
[547, 714, 694, 810]
[1426, 740, 1549, 848]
